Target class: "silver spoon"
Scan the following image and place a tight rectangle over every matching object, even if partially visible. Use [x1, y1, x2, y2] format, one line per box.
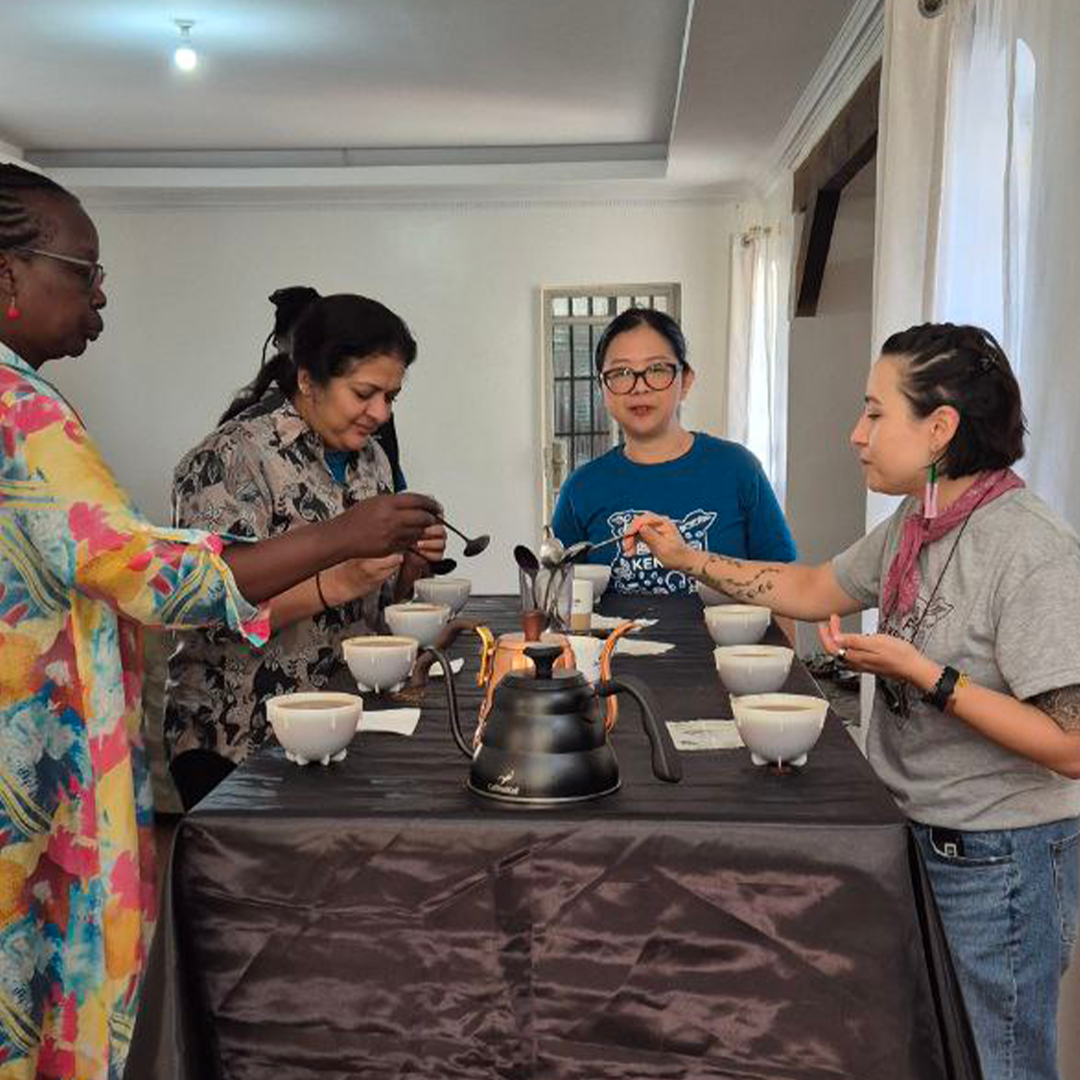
[513, 544, 541, 608]
[558, 532, 626, 567]
[539, 524, 565, 568]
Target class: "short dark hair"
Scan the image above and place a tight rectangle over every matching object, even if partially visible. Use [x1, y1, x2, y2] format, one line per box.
[880, 322, 1026, 478]
[0, 163, 79, 249]
[594, 307, 688, 372]
[219, 293, 417, 425]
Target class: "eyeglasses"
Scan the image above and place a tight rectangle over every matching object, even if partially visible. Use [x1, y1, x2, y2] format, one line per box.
[10, 246, 106, 292]
[599, 361, 681, 395]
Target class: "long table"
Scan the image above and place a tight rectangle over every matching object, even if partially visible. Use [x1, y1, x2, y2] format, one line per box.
[127, 594, 981, 1079]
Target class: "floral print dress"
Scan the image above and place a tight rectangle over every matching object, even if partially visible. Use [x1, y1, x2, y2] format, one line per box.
[0, 349, 268, 1080]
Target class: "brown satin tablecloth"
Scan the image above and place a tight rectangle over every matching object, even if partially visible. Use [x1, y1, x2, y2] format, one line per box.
[127, 595, 981, 1080]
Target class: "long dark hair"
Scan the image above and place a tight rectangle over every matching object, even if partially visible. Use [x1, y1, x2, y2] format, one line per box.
[881, 322, 1026, 478]
[219, 292, 417, 426]
[0, 163, 79, 249]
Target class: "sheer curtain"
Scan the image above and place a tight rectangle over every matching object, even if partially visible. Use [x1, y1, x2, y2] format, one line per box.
[932, 0, 1033, 378]
[726, 226, 788, 506]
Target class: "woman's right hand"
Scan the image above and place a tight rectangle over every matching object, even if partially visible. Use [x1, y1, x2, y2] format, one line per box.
[621, 512, 695, 572]
[344, 493, 442, 556]
[322, 554, 403, 606]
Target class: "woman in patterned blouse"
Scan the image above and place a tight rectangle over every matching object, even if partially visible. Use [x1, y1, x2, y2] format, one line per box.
[165, 293, 446, 810]
[0, 164, 440, 1080]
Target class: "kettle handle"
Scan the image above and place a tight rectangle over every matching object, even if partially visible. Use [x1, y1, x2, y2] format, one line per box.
[417, 645, 472, 758]
[595, 674, 682, 783]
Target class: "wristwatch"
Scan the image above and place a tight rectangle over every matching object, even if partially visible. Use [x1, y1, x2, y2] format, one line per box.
[922, 665, 968, 710]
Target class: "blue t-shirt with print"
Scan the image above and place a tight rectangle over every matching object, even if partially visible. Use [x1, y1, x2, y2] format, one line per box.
[551, 433, 797, 595]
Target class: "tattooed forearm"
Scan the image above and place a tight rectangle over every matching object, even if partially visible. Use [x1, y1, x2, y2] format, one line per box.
[1028, 685, 1080, 733]
[697, 553, 783, 602]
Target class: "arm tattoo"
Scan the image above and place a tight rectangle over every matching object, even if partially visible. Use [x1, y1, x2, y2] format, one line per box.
[1028, 685, 1080, 734]
[698, 553, 783, 602]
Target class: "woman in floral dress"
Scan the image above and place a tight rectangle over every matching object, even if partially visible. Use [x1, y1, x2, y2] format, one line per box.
[0, 163, 440, 1080]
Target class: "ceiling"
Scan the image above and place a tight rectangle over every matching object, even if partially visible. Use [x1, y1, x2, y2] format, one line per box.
[1, 0, 861, 198]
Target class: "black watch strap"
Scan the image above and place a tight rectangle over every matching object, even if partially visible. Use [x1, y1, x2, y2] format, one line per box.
[922, 665, 961, 710]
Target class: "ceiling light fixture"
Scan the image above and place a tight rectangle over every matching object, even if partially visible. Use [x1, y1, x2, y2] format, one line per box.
[173, 19, 198, 72]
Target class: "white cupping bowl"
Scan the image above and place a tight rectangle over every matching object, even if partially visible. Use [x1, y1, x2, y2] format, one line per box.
[730, 692, 828, 767]
[266, 691, 363, 766]
[413, 576, 472, 615]
[704, 603, 771, 646]
[342, 635, 418, 693]
[697, 582, 735, 606]
[574, 563, 612, 600]
[714, 645, 794, 695]
[384, 602, 451, 646]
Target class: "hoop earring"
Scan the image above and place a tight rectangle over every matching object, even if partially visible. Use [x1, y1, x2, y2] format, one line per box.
[924, 460, 939, 520]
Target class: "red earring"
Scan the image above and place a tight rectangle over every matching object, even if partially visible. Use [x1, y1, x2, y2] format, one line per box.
[5, 298, 20, 321]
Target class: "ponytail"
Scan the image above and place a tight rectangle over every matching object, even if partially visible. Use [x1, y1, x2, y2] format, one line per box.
[218, 352, 297, 426]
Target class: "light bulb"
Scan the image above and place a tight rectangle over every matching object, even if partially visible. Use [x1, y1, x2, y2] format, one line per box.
[173, 20, 198, 72]
[174, 44, 198, 71]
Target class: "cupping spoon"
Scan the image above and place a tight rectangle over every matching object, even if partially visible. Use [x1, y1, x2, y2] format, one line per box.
[440, 517, 490, 558]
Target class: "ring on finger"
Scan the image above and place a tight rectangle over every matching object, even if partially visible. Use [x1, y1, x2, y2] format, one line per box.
[836, 647, 847, 661]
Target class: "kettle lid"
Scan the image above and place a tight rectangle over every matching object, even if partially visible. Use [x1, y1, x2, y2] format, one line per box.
[502, 642, 587, 691]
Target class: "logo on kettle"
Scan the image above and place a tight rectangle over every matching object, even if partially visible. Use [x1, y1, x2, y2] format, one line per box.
[489, 769, 521, 796]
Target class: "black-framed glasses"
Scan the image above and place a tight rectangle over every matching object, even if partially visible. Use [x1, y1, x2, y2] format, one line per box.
[10, 246, 106, 292]
[599, 361, 680, 395]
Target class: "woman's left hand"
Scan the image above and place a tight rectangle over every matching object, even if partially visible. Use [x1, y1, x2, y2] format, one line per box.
[817, 614, 939, 689]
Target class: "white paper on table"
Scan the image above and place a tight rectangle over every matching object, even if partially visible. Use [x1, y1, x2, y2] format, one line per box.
[666, 719, 745, 751]
[591, 615, 658, 632]
[613, 638, 674, 657]
[429, 657, 465, 677]
[356, 708, 421, 736]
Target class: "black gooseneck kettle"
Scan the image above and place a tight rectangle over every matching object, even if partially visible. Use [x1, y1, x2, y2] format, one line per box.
[447, 643, 682, 804]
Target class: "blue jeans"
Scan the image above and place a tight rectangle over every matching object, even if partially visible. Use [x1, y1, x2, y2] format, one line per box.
[912, 818, 1080, 1080]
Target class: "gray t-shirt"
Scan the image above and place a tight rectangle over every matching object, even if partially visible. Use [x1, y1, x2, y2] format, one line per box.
[833, 488, 1080, 830]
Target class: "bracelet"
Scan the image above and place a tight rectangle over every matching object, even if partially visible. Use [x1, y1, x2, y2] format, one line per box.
[314, 571, 332, 612]
[922, 665, 966, 711]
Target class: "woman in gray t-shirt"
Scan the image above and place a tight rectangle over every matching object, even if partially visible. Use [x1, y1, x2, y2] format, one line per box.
[624, 322, 1080, 1080]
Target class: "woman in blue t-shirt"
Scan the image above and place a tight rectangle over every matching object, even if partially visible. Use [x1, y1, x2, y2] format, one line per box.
[551, 307, 797, 601]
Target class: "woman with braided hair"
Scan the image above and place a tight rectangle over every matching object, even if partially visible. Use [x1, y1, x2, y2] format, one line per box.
[0, 163, 441, 1080]
[624, 322, 1080, 1080]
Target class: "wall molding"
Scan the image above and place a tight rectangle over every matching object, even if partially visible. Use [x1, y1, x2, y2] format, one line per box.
[79, 188, 742, 214]
[756, 0, 884, 197]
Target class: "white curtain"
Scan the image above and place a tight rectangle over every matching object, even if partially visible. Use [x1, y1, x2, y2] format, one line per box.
[726, 227, 788, 506]
[932, 0, 1031, 375]
[875, 0, 1080, 527]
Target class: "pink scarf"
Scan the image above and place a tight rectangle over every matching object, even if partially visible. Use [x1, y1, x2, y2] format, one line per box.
[880, 468, 1025, 619]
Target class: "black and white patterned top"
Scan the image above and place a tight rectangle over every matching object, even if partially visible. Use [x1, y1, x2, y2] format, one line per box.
[164, 392, 394, 765]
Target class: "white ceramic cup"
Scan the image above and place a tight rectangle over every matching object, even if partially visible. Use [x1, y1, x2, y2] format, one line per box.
[574, 563, 612, 602]
[566, 633, 604, 683]
[413, 576, 471, 615]
[570, 579, 593, 631]
[703, 603, 771, 646]
[384, 602, 450, 646]
[714, 644, 794, 695]
[729, 692, 828, 767]
[697, 582, 736, 606]
[265, 691, 363, 766]
[342, 635, 419, 693]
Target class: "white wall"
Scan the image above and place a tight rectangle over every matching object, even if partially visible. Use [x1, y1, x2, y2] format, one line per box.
[52, 196, 734, 593]
[785, 170, 874, 653]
